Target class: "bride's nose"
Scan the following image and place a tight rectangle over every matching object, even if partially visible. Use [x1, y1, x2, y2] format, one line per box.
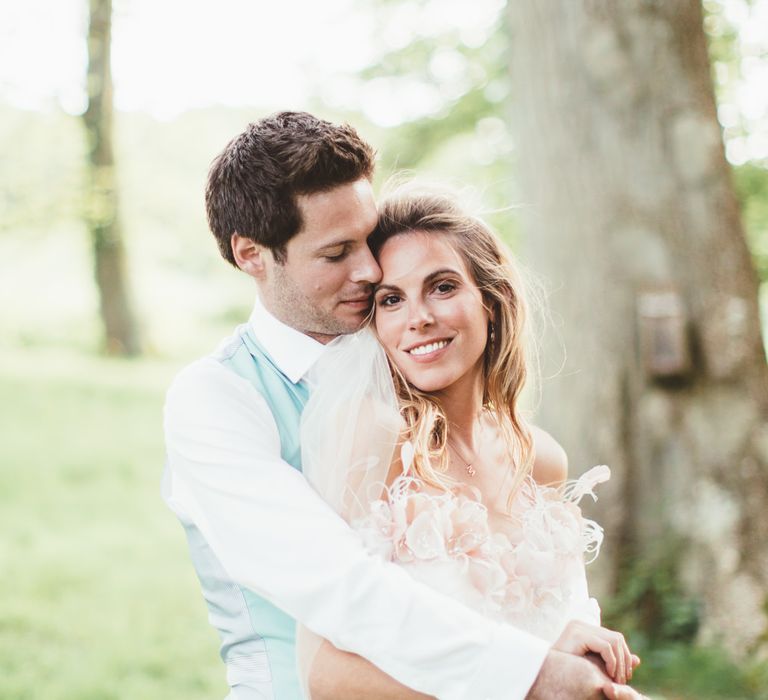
[407, 300, 434, 331]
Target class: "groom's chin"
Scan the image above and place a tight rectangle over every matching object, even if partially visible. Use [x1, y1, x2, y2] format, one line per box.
[341, 314, 371, 334]
[335, 304, 372, 329]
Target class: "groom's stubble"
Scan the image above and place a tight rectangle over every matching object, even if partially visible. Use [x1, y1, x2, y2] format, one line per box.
[269, 259, 372, 340]
[256, 178, 381, 343]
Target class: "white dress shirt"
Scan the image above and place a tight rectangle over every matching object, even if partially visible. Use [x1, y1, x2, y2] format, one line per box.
[163, 297, 550, 700]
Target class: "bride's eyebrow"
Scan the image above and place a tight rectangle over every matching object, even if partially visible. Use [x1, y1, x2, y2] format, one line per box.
[374, 282, 402, 294]
[375, 267, 462, 295]
[424, 268, 461, 284]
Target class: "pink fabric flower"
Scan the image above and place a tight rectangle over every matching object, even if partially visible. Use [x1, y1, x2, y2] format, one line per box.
[354, 466, 609, 641]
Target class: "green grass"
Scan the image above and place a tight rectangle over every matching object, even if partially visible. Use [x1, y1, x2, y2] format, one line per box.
[0, 348, 225, 699]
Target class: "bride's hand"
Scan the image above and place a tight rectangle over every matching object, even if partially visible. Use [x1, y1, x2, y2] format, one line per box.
[552, 620, 640, 685]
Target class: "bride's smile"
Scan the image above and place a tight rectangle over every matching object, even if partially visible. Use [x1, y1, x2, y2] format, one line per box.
[373, 231, 490, 395]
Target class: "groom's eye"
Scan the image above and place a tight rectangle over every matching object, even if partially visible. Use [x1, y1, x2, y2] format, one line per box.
[320, 245, 348, 262]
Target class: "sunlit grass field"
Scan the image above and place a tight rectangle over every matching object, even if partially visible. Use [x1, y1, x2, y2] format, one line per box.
[2, 345, 765, 699]
[0, 348, 224, 699]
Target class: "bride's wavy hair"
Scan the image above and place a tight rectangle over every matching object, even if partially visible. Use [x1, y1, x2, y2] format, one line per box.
[369, 184, 539, 504]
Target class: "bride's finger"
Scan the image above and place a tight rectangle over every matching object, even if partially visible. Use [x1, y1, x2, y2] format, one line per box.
[623, 639, 633, 682]
[586, 637, 617, 679]
[616, 631, 633, 683]
[610, 630, 628, 684]
[597, 627, 633, 684]
[613, 636, 625, 684]
[598, 629, 627, 684]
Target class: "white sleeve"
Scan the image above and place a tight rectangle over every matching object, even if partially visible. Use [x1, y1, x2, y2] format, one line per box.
[564, 560, 602, 627]
[163, 359, 550, 700]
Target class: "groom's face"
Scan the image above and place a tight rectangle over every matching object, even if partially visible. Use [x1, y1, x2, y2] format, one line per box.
[261, 178, 381, 343]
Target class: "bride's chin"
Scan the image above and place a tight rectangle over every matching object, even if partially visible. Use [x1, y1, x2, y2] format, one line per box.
[405, 374, 452, 394]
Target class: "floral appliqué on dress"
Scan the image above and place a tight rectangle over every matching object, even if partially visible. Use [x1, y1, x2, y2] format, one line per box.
[353, 446, 610, 641]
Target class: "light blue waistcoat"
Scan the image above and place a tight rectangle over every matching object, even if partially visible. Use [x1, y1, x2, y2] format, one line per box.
[181, 325, 309, 699]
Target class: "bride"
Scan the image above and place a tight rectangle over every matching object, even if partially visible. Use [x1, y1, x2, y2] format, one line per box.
[299, 185, 641, 699]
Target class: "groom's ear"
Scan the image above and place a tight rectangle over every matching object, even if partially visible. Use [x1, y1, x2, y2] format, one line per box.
[231, 233, 267, 278]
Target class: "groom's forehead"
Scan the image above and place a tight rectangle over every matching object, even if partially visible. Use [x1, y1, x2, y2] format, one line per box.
[293, 178, 377, 234]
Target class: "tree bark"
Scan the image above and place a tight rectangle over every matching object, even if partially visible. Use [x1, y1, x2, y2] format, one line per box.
[83, 0, 140, 356]
[508, 0, 768, 656]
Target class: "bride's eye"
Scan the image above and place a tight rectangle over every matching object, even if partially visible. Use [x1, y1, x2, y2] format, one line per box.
[434, 281, 457, 294]
[378, 294, 401, 307]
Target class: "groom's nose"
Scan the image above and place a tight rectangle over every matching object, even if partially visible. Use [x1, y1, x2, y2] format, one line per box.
[350, 246, 382, 286]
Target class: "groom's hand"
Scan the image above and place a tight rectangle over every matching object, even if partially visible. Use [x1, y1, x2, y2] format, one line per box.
[525, 649, 648, 700]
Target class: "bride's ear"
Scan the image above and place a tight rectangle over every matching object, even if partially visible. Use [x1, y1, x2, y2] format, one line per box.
[232, 233, 267, 278]
[485, 299, 497, 325]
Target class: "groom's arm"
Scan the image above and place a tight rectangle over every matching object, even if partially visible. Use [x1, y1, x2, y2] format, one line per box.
[311, 643, 647, 700]
[164, 359, 550, 700]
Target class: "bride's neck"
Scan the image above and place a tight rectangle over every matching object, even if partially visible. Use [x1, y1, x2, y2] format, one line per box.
[434, 370, 485, 450]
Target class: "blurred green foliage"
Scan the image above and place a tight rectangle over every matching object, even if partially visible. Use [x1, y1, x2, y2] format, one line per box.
[603, 543, 701, 647]
[735, 163, 768, 281]
[600, 541, 768, 699]
[353, 1, 523, 244]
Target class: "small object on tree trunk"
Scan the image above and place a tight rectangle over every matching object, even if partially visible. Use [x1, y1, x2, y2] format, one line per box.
[637, 287, 691, 380]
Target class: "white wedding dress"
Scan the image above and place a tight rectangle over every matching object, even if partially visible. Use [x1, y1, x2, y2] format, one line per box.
[297, 331, 607, 694]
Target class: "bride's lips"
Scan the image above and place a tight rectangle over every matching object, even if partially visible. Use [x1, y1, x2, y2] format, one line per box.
[403, 337, 453, 363]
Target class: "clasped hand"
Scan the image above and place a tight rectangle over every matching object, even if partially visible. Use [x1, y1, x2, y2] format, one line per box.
[553, 620, 640, 686]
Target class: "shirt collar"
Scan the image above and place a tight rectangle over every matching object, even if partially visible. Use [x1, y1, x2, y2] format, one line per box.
[248, 295, 328, 384]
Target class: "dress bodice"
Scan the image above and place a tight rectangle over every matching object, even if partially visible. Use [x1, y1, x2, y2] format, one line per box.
[353, 461, 610, 642]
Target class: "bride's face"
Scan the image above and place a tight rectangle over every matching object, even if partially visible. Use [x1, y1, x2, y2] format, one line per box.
[373, 231, 490, 394]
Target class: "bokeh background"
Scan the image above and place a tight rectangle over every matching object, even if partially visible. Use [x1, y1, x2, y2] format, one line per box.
[1, 1, 767, 698]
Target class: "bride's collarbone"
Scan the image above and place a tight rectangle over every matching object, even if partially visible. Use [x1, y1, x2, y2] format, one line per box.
[447, 451, 515, 501]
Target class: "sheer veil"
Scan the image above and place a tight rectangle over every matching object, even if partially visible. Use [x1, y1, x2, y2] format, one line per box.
[295, 329, 402, 696]
[301, 329, 401, 521]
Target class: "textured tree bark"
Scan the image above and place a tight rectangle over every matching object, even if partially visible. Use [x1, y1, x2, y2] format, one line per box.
[508, 0, 768, 655]
[83, 0, 140, 355]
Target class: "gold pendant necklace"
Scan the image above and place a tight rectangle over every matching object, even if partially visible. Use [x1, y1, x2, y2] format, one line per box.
[448, 442, 477, 477]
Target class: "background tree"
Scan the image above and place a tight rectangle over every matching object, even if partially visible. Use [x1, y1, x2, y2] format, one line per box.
[507, 0, 768, 656]
[83, 0, 140, 355]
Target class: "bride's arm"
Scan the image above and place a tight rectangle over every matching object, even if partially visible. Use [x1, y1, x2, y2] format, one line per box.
[530, 425, 568, 486]
[309, 640, 434, 700]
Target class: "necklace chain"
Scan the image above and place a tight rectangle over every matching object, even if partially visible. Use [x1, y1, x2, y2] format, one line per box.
[448, 441, 477, 477]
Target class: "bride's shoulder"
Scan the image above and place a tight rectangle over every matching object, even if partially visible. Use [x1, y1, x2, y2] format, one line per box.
[530, 425, 568, 487]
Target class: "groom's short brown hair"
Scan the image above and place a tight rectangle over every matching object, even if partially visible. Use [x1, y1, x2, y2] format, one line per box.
[205, 111, 376, 265]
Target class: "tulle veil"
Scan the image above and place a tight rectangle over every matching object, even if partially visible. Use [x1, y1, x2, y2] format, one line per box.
[295, 329, 402, 696]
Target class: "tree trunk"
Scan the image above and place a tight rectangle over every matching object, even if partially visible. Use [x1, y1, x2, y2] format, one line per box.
[508, 0, 768, 656]
[83, 0, 140, 356]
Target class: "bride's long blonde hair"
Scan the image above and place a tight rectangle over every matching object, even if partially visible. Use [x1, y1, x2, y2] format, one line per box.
[369, 187, 538, 503]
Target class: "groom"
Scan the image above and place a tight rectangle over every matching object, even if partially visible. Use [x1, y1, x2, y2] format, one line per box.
[163, 111, 641, 700]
